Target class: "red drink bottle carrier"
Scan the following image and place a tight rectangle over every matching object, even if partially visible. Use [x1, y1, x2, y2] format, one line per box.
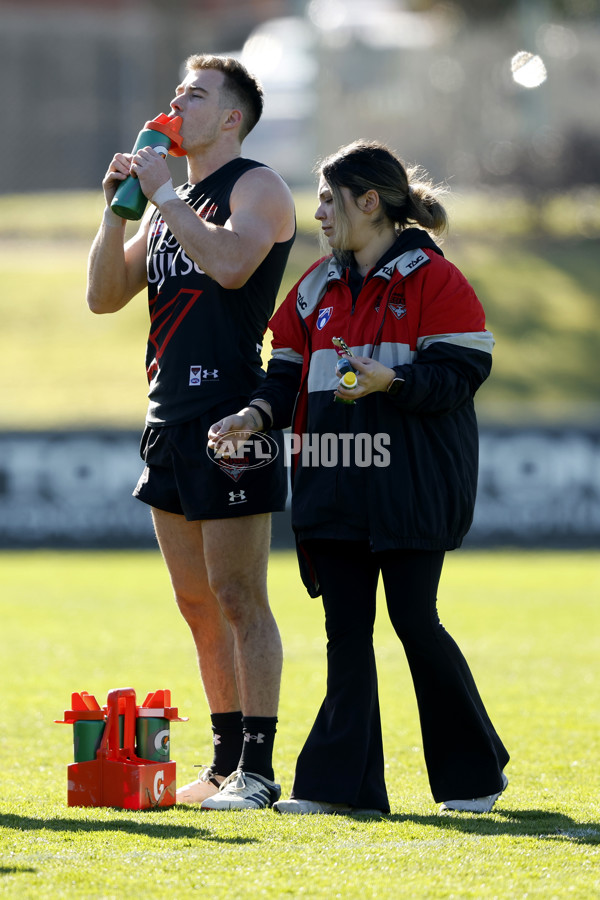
[56, 687, 187, 809]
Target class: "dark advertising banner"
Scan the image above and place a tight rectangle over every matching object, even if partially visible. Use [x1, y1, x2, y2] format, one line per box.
[0, 432, 153, 548]
[466, 427, 600, 548]
[0, 428, 599, 549]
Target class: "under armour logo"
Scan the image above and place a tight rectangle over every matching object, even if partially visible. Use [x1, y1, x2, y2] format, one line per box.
[213, 733, 222, 746]
[243, 732, 265, 744]
[229, 490, 247, 504]
[203, 369, 219, 379]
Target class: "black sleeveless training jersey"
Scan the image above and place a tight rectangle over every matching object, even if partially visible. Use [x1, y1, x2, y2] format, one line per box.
[144, 157, 295, 427]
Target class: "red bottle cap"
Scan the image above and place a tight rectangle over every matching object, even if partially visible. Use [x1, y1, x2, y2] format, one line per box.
[145, 113, 186, 157]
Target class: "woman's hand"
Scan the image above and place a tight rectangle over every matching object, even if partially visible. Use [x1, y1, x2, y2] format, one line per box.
[208, 408, 264, 458]
[334, 356, 395, 401]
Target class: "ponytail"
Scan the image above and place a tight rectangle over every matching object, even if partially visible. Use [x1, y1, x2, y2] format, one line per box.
[403, 166, 448, 236]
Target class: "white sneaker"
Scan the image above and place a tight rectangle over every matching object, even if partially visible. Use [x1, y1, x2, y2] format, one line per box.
[176, 767, 227, 804]
[440, 773, 509, 814]
[273, 799, 383, 816]
[200, 769, 281, 810]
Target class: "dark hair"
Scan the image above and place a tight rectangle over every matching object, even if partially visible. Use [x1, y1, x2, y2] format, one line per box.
[185, 54, 264, 139]
[317, 140, 448, 249]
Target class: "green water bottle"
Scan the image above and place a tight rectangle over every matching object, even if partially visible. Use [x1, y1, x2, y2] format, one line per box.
[73, 719, 106, 762]
[110, 113, 186, 221]
[136, 717, 170, 761]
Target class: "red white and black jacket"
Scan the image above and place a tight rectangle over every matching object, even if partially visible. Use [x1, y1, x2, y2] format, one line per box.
[254, 229, 494, 595]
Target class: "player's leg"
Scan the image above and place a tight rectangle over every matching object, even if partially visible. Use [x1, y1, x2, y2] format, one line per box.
[151, 507, 244, 801]
[198, 513, 283, 809]
[152, 506, 240, 711]
[200, 512, 282, 718]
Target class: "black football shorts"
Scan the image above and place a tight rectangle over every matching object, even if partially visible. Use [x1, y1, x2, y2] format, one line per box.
[133, 400, 288, 520]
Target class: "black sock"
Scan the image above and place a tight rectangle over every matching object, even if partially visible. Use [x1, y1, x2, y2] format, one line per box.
[238, 716, 278, 781]
[210, 711, 244, 776]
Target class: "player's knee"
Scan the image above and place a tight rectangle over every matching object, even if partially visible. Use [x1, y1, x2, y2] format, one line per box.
[173, 588, 213, 625]
[210, 580, 268, 625]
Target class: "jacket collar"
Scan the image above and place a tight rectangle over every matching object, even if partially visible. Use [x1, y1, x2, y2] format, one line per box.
[326, 228, 442, 285]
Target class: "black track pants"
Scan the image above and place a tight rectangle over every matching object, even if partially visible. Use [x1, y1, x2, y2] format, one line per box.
[290, 540, 509, 809]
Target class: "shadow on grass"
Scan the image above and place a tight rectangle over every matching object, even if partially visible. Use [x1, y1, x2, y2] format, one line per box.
[385, 809, 600, 845]
[1, 866, 37, 875]
[0, 812, 255, 844]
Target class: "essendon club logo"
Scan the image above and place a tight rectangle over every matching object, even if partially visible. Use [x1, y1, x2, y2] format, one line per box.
[389, 302, 406, 320]
[388, 286, 406, 320]
[217, 457, 249, 482]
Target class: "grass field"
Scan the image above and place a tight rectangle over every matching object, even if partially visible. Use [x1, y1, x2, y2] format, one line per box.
[1, 549, 599, 899]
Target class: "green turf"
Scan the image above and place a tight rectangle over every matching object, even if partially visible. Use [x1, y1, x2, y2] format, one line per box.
[1, 550, 599, 898]
[1, 190, 599, 428]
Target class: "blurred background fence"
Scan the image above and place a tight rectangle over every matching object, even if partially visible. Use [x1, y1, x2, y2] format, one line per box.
[1, 0, 599, 549]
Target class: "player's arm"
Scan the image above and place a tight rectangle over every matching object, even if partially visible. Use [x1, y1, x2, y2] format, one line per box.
[145, 161, 295, 290]
[86, 153, 150, 314]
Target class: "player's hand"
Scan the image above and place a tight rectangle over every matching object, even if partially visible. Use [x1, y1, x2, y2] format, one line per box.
[208, 410, 263, 458]
[333, 356, 396, 401]
[130, 147, 172, 201]
[102, 153, 134, 205]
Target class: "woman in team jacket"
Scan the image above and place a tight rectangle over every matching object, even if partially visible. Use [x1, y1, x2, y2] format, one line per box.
[209, 140, 509, 815]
